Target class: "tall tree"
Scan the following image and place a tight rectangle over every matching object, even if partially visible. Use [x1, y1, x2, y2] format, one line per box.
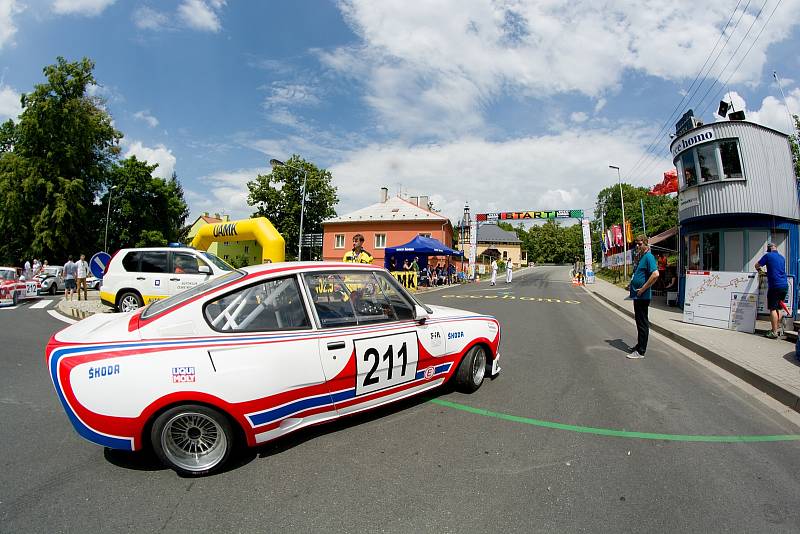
[789, 115, 800, 178]
[247, 155, 338, 260]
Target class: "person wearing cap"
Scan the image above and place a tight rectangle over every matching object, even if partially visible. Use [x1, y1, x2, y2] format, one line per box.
[756, 243, 789, 339]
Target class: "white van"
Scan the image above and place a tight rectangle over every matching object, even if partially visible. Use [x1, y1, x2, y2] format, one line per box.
[100, 247, 234, 312]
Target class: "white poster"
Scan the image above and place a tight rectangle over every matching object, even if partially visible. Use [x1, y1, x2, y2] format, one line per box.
[683, 271, 760, 333]
[581, 218, 594, 284]
[468, 221, 477, 279]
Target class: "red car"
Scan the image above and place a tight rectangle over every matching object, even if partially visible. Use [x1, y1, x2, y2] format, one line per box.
[0, 267, 41, 306]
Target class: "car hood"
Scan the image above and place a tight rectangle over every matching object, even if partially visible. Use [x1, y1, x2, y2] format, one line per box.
[53, 312, 141, 344]
[425, 304, 488, 320]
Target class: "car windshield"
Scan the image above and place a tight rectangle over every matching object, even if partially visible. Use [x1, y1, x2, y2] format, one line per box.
[0, 270, 15, 281]
[141, 270, 245, 320]
[43, 267, 60, 276]
[202, 252, 234, 271]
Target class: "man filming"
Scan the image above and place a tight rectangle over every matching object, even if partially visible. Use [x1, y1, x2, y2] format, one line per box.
[343, 234, 374, 264]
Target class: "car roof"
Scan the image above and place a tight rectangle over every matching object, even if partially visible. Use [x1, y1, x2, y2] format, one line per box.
[117, 247, 198, 253]
[239, 261, 384, 276]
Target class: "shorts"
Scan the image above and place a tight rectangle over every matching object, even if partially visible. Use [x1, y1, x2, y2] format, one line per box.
[767, 287, 788, 311]
[65, 279, 76, 290]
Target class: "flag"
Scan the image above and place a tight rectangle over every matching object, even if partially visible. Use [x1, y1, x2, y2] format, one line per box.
[625, 220, 633, 243]
[605, 229, 612, 250]
[613, 225, 622, 246]
[648, 169, 678, 195]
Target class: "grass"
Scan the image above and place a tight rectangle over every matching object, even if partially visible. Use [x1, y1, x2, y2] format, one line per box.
[595, 268, 630, 289]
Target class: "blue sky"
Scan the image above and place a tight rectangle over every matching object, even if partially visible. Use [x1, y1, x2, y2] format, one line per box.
[1, 0, 799, 225]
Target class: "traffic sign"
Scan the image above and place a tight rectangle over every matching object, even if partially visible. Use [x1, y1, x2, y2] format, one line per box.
[90, 252, 112, 278]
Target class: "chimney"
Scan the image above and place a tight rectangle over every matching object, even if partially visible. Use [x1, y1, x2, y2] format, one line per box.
[410, 196, 419, 206]
[419, 196, 430, 210]
[203, 212, 209, 217]
[380, 187, 389, 203]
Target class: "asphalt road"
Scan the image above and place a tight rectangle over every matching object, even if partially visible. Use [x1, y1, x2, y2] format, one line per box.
[2, 266, 800, 533]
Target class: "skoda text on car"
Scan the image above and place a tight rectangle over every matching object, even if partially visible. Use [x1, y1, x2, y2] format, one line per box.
[0, 267, 41, 306]
[100, 247, 234, 312]
[47, 262, 501, 476]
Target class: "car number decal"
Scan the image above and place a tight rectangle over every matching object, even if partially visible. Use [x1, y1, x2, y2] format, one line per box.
[354, 332, 418, 396]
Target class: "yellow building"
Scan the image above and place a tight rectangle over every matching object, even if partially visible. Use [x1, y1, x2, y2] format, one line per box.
[187, 213, 262, 266]
[457, 222, 526, 268]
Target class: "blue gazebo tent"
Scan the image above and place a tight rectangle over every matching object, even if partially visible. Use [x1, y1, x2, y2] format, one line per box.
[383, 235, 463, 270]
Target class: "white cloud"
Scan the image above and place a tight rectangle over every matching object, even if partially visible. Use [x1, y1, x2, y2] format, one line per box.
[187, 167, 266, 221]
[123, 140, 176, 179]
[133, 110, 159, 128]
[0, 0, 23, 50]
[52, 0, 116, 16]
[178, 0, 224, 32]
[718, 88, 800, 134]
[264, 83, 319, 107]
[0, 83, 21, 120]
[594, 98, 607, 114]
[323, 0, 800, 139]
[328, 128, 673, 223]
[570, 112, 588, 123]
[133, 6, 170, 31]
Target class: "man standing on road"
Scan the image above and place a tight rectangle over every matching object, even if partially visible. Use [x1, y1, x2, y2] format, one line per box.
[63, 256, 77, 301]
[343, 234, 373, 264]
[505, 261, 513, 283]
[756, 243, 788, 339]
[490, 258, 498, 286]
[627, 235, 659, 359]
[76, 254, 89, 301]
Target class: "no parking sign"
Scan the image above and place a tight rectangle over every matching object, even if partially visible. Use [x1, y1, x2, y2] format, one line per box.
[90, 252, 111, 278]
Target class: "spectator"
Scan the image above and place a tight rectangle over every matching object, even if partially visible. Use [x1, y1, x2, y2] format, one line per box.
[76, 254, 89, 301]
[402, 259, 411, 271]
[490, 258, 498, 286]
[411, 256, 419, 273]
[32, 258, 42, 277]
[626, 235, 659, 359]
[756, 243, 789, 339]
[63, 256, 77, 301]
[389, 256, 397, 271]
[23, 259, 32, 280]
[343, 234, 374, 264]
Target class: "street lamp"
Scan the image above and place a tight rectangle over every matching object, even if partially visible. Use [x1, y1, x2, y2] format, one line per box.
[104, 185, 117, 253]
[609, 165, 628, 280]
[270, 158, 308, 261]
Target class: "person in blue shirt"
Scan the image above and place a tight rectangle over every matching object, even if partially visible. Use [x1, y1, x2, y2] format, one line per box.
[756, 243, 788, 339]
[627, 235, 659, 359]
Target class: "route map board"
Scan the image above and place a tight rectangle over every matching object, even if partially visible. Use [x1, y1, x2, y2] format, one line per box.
[683, 271, 760, 333]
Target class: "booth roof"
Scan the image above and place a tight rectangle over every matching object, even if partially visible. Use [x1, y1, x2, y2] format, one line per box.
[385, 235, 462, 256]
[649, 226, 677, 246]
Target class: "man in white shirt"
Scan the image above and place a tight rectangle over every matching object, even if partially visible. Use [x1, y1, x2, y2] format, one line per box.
[76, 254, 90, 301]
[506, 261, 513, 283]
[490, 259, 498, 286]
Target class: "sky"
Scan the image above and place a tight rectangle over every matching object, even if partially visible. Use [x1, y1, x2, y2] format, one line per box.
[1, 0, 799, 226]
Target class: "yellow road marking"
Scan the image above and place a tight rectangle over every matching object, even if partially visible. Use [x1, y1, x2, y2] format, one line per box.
[441, 295, 580, 304]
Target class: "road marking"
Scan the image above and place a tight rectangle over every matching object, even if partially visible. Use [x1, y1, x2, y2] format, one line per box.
[430, 398, 800, 443]
[0, 305, 18, 310]
[47, 310, 77, 324]
[441, 294, 581, 304]
[30, 299, 53, 309]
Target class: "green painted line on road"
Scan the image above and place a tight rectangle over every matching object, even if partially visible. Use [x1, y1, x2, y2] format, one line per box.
[429, 398, 800, 443]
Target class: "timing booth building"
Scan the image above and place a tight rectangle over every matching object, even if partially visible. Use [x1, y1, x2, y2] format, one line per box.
[672, 119, 799, 309]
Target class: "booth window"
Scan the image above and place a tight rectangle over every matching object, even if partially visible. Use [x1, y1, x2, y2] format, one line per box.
[688, 235, 701, 270]
[719, 141, 743, 179]
[680, 151, 697, 188]
[696, 144, 720, 183]
[702, 232, 720, 271]
[334, 234, 345, 249]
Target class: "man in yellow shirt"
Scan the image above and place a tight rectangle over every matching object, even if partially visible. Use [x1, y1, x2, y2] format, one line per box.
[343, 234, 374, 264]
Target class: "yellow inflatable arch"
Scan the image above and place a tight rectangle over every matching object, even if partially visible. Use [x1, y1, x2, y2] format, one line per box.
[191, 217, 285, 263]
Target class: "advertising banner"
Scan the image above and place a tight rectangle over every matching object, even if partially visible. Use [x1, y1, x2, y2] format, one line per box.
[468, 220, 477, 279]
[581, 218, 594, 284]
[476, 209, 584, 222]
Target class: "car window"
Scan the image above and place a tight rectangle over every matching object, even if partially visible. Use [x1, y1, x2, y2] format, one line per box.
[204, 275, 310, 332]
[202, 251, 234, 271]
[374, 272, 415, 320]
[140, 252, 169, 273]
[142, 270, 245, 319]
[304, 271, 396, 327]
[172, 252, 207, 274]
[121, 251, 141, 272]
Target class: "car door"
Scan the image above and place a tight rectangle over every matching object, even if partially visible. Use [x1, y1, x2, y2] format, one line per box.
[134, 251, 169, 304]
[203, 275, 333, 433]
[168, 251, 211, 296]
[303, 271, 422, 417]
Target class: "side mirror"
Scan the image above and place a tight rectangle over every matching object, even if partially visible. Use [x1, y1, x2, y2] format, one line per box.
[198, 265, 211, 275]
[414, 304, 429, 324]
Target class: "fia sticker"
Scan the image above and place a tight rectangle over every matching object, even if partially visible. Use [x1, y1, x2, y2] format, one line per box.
[424, 366, 435, 379]
[428, 330, 442, 348]
[154, 279, 161, 287]
[172, 366, 196, 383]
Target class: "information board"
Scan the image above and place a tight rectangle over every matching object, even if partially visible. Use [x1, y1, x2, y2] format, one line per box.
[682, 271, 760, 333]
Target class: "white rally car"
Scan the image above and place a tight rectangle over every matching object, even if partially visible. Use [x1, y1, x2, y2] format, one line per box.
[0, 267, 41, 306]
[47, 262, 501, 476]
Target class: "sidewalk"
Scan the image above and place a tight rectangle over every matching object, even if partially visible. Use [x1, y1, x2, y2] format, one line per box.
[55, 291, 113, 320]
[584, 277, 800, 412]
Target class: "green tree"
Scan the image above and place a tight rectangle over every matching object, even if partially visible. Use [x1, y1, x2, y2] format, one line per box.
[102, 157, 189, 251]
[789, 115, 800, 178]
[0, 57, 121, 263]
[247, 155, 338, 260]
[594, 183, 677, 238]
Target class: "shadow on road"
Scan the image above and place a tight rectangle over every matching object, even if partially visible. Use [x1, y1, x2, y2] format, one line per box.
[605, 338, 634, 354]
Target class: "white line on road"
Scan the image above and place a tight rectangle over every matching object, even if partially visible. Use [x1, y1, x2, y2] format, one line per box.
[47, 310, 77, 324]
[30, 299, 53, 309]
[0, 305, 18, 310]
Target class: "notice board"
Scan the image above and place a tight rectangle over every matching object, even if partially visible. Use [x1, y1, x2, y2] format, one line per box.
[682, 271, 760, 333]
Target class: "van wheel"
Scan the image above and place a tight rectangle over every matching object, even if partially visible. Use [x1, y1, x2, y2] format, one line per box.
[118, 292, 143, 312]
[454, 345, 487, 393]
[151, 404, 234, 476]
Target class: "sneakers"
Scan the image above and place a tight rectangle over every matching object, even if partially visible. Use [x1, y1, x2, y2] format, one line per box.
[765, 331, 779, 339]
[626, 352, 645, 359]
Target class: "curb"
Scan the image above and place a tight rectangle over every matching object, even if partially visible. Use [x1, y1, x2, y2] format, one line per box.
[584, 286, 800, 413]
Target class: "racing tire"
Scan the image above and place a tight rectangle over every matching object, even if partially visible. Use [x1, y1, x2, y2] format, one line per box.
[12, 290, 18, 306]
[454, 344, 488, 393]
[151, 404, 234, 477]
[117, 291, 143, 312]
[49, 285, 57, 296]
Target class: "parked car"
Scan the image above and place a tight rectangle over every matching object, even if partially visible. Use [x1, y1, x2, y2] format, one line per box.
[1, 267, 41, 306]
[100, 247, 234, 312]
[47, 262, 501, 476]
[37, 266, 64, 295]
[86, 275, 101, 290]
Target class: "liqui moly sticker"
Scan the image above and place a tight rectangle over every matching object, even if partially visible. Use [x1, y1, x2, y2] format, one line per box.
[172, 366, 196, 383]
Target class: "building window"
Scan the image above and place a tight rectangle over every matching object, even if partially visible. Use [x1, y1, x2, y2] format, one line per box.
[334, 234, 345, 249]
[696, 143, 720, 183]
[223, 255, 229, 260]
[375, 233, 387, 249]
[419, 233, 431, 238]
[702, 232, 720, 271]
[678, 140, 745, 190]
[680, 151, 697, 188]
[719, 141, 743, 179]
[502, 251, 507, 259]
[244, 245, 249, 253]
[687, 235, 700, 270]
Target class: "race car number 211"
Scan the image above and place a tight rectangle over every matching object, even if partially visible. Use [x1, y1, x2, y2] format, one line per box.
[354, 332, 419, 396]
